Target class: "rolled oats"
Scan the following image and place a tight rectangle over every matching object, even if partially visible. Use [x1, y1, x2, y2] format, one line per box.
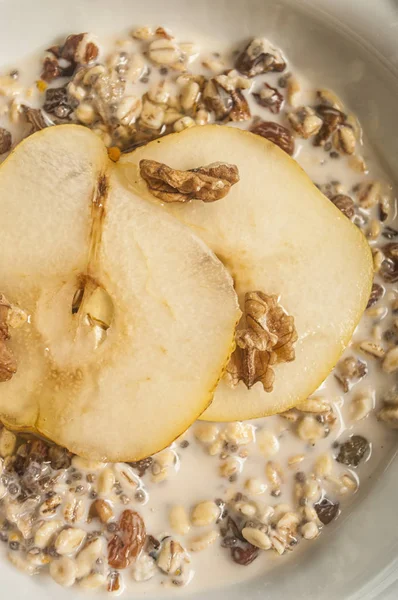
[288, 454, 305, 467]
[382, 347, 398, 373]
[97, 468, 115, 495]
[220, 457, 241, 479]
[75, 102, 97, 125]
[224, 422, 255, 446]
[191, 501, 220, 526]
[128, 54, 148, 83]
[235, 501, 257, 517]
[358, 340, 385, 358]
[188, 530, 219, 552]
[116, 95, 142, 125]
[244, 478, 267, 495]
[140, 99, 165, 129]
[314, 453, 333, 478]
[131, 26, 154, 40]
[373, 248, 385, 273]
[148, 39, 182, 66]
[180, 81, 200, 111]
[79, 572, 107, 589]
[269, 530, 286, 555]
[34, 520, 63, 549]
[296, 416, 325, 444]
[169, 505, 191, 535]
[55, 527, 86, 555]
[378, 405, 398, 428]
[301, 521, 319, 540]
[173, 116, 196, 132]
[242, 526, 271, 550]
[8, 551, 38, 576]
[63, 493, 85, 523]
[76, 537, 104, 578]
[50, 556, 78, 587]
[39, 494, 62, 517]
[297, 397, 330, 414]
[256, 429, 279, 457]
[194, 423, 219, 444]
[265, 461, 283, 490]
[350, 392, 373, 421]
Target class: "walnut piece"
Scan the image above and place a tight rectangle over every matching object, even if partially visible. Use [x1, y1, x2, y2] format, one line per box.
[0, 293, 27, 383]
[226, 292, 297, 392]
[235, 38, 286, 77]
[250, 119, 295, 156]
[22, 105, 51, 133]
[108, 510, 146, 569]
[140, 160, 239, 203]
[203, 75, 251, 122]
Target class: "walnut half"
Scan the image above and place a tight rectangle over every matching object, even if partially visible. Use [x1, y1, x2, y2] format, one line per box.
[0, 293, 27, 383]
[226, 292, 297, 392]
[140, 160, 239, 203]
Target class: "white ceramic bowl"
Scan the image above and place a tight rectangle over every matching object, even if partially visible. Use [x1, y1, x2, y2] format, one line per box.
[0, 1, 397, 598]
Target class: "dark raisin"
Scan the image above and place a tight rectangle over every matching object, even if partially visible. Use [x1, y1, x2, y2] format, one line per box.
[314, 498, 340, 525]
[295, 471, 306, 483]
[231, 544, 259, 565]
[336, 435, 370, 467]
[179, 440, 189, 449]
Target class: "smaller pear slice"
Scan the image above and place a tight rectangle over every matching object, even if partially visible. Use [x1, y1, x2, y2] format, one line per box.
[0, 126, 240, 460]
[121, 125, 373, 421]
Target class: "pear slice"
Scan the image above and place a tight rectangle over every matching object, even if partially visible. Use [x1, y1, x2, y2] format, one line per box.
[0, 125, 240, 460]
[120, 125, 373, 421]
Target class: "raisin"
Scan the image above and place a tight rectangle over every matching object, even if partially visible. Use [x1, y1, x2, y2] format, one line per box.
[314, 498, 340, 525]
[336, 435, 370, 467]
[230, 544, 259, 565]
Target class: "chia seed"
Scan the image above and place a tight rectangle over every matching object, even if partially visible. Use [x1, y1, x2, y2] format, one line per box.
[134, 490, 146, 503]
[9, 541, 20, 551]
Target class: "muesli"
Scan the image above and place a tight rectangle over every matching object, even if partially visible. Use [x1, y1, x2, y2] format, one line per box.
[0, 26, 397, 595]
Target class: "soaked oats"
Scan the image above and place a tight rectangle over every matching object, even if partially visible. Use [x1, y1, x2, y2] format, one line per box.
[0, 24, 397, 596]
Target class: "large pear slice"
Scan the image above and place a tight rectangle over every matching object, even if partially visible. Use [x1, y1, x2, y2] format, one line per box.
[0, 125, 240, 460]
[120, 125, 373, 421]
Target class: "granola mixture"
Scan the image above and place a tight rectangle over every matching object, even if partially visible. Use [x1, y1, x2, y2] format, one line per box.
[0, 27, 397, 595]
